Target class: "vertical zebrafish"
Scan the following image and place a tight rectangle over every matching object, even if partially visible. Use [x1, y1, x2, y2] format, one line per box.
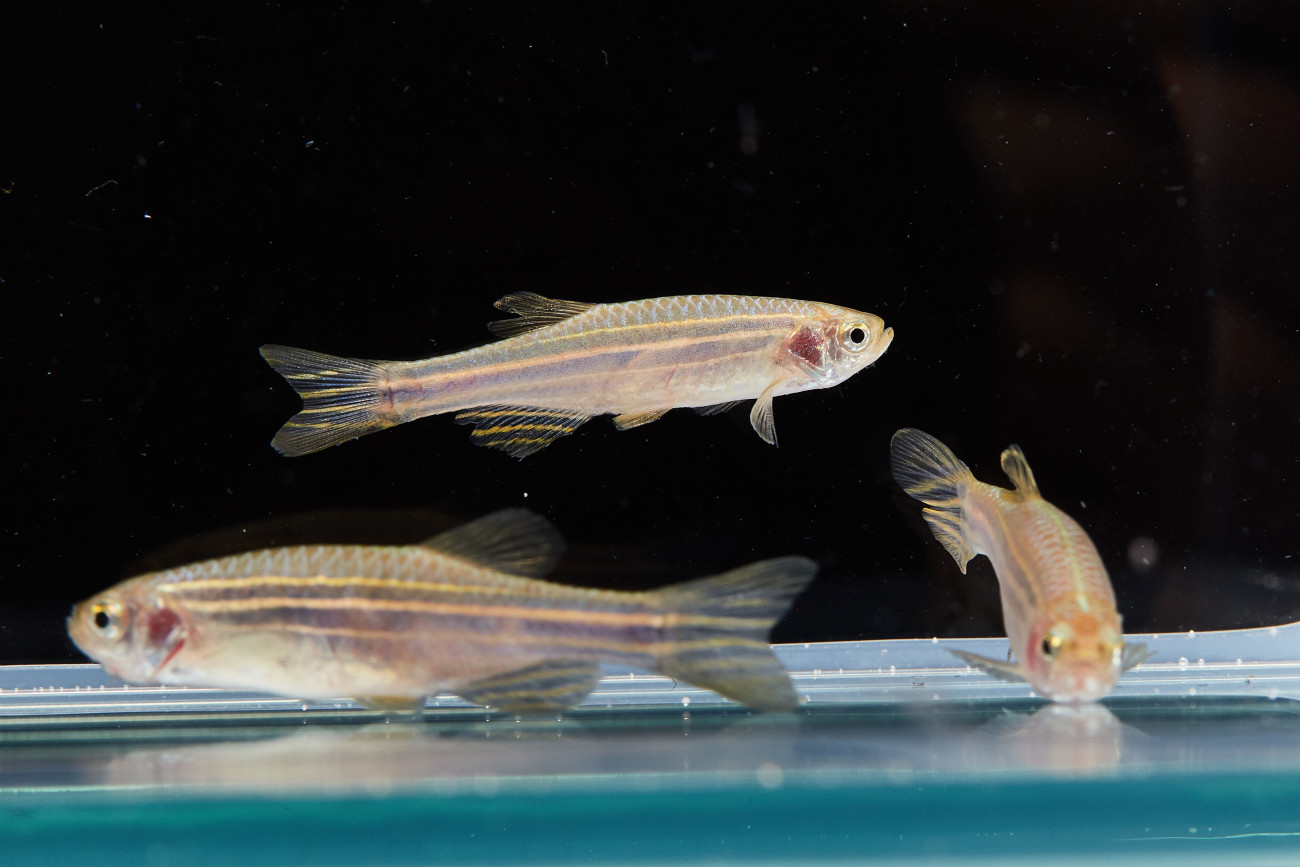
[68, 510, 816, 713]
[890, 428, 1150, 702]
[260, 292, 893, 457]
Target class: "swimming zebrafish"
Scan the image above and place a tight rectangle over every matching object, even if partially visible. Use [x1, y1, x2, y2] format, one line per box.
[67, 509, 816, 713]
[260, 292, 893, 457]
[889, 428, 1151, 702]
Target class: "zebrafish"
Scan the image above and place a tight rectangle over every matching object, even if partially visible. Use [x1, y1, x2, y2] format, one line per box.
[67, 509, 816, 713]
[889, 428, 1151, 702]
[260, 292, 893, 457]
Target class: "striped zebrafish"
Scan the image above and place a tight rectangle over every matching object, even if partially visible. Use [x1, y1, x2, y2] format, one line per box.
[67, 509, 816, 713]
[889, 428, 1151, 702]
[260, 292, 893, 457]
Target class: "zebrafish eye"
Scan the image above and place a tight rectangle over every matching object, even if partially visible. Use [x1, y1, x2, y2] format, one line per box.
[1041, 633, 1063, 660]
[840, 321, 872, 352]
[89, 601, 126, 641]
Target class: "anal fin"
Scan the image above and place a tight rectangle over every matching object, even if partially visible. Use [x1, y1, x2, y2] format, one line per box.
[921, 509, 976, 574]
[950, 649, 1028, 684]
[457, 660, 603, 714]
[613, 409, 668, 430]
[454, 405, 591, 458]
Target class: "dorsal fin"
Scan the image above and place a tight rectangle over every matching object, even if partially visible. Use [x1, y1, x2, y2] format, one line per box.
[422, 509, 565, 577]
[486, 292, 597, 338]
[999, 444, 1041, 498]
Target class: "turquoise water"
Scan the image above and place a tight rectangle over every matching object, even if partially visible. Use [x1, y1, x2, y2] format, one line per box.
[3, 697, 1299, 865]
[5, 773, 1300, 866]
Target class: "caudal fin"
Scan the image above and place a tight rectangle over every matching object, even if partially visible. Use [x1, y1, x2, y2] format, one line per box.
[259, 344, 398, 456]
[653, 556, 817, 711]
[890, 428, 978, 572]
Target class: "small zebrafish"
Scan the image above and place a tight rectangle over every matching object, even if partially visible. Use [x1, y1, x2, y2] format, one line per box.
[260, 292, 893, 457]
[68, 510, 816, 713]
[889, 428, 1151, 702]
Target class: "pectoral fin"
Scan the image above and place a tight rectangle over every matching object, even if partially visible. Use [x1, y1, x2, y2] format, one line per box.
[1120, 641, 1155, 671]
[748, 383, 780, 446]
[613, 409, 668, 430]
[457, 660, 603, 714]
[951, 649, 1028, 684]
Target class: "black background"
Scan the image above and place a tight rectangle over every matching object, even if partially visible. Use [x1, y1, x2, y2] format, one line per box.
[6, 3, 1300, 664]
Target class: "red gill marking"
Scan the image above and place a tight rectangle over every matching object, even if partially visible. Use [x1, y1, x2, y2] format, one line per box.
[146, 606, 181, 646]
[145, 607, 186, 671]
[786, 325, 823, 367]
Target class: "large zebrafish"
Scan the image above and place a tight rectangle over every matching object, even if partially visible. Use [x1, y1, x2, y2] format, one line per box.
[68, 509, 816, 713]
[260, 292, 893, 457]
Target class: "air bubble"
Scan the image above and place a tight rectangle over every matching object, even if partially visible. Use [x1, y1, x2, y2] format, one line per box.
[1178, 657, 1189, 670]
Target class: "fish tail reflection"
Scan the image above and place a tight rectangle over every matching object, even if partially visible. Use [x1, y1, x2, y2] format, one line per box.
[259, 344, 399, 456]
[654, 556, 817, 712]
[890, 427, 978, 572]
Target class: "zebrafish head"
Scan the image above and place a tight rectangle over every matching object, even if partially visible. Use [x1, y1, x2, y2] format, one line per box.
[68, 582, 189, 685]
[780, 306, 893, 385]
[1025, 613, 1125, 703]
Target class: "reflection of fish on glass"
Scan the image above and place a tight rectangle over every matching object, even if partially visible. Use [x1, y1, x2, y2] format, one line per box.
[890, 428, 1152, 702]
[101, 723, 574, 793]
[975, 703, 1132, 775]
[261, 292, 893, 457]
[98, 711, 813, 794]
[68, 509, 816, 714]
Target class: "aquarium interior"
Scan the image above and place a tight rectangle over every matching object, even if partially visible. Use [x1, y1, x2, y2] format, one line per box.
[3, 622, 1299, 866]
[9, 2, 1300, 865]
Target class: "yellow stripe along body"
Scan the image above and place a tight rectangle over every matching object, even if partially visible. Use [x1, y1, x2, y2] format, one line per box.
[959, 484, 1118, 661]
[260, 293, 893, 457]
[145, 545, 672, 698]
[68, 529, 816, 712]
[390, 295, 820, 417]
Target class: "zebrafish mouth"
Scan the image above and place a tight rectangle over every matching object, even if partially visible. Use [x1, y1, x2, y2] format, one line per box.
[1042, 662, 1119, 703]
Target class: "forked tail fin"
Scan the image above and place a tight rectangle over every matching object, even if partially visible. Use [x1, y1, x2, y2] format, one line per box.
[653, 556, 817, 711]
[890, 427, 978, 572]
[259, 344, 398, 456]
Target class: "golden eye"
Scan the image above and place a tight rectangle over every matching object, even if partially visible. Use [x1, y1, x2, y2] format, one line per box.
[841, 321, 871, 351]
[1041, 633, 1063, 659]
[90, 601, 125, 641]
